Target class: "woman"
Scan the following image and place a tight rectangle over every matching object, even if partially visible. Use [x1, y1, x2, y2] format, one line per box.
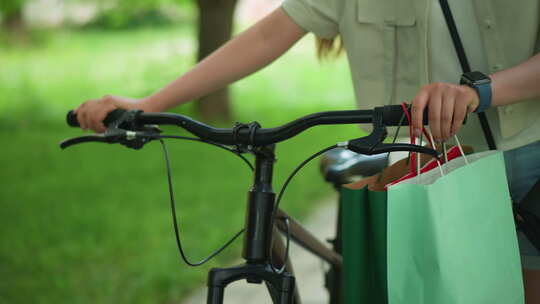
[74, 0, 540, 301]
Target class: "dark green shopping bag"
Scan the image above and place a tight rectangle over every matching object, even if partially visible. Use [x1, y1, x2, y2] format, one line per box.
[341, 151, 524, 304]
[341, 154, 418, 304]
[341, 187, 388, 304]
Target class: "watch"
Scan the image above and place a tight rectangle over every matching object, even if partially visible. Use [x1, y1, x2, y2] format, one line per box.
[460, 71, 492, 113]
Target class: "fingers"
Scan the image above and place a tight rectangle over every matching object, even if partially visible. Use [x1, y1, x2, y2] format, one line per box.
[88, 106, 110, 133]
[411, 89, 428, 137]
[412, 83, 473, 142]
[440, 92, 455, 141]
[76, 101, 91, 130]
[428, 86, 443, 142]
[74, 95, 118, 133]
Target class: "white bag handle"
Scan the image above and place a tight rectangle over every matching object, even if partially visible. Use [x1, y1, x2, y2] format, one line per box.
[418, 129, 470, 178]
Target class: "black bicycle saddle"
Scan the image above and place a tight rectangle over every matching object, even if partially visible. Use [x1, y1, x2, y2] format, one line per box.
[319, 148, 388, 186]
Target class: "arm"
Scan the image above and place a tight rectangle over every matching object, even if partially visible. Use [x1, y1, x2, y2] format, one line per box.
[411, 53, 540, 142]
[76, 8, 307, 132]
[491, 53, 540, 107]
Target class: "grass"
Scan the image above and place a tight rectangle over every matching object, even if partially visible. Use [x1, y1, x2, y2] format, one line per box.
[0, 23, 361, 304]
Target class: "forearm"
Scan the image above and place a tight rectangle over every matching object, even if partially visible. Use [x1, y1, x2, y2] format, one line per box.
[140, 8, 306, 112]
[491, 53, 540, 107]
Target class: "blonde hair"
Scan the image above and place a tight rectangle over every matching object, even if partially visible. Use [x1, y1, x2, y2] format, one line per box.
[316, 36, 344, 60]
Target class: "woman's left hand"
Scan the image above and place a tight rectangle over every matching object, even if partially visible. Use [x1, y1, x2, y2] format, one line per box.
[411, 82, 480, 142]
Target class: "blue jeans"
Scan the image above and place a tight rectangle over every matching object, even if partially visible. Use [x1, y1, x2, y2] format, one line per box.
[504, 140, 540, 269]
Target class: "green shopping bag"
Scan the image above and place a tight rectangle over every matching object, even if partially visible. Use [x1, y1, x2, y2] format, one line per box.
[341, 187, 388, 304]
[341, 153, 424, 304]
[342, 151, 524, 304]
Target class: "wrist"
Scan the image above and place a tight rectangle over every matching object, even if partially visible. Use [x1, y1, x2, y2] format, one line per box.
[461, 85, 480, 112]
[138, 96, 164, 112]
[460, 71, 492, 112]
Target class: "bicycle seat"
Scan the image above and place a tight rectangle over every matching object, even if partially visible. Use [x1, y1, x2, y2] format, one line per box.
[320, 148, 388, 185]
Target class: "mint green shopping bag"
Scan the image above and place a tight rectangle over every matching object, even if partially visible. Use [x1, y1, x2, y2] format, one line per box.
[387, 151, 523, 304]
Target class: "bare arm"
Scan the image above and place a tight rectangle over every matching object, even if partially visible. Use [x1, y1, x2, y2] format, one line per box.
[76, 8, 307, 132]
[491, 53, 540, 106]
[140, 8, 306, 112]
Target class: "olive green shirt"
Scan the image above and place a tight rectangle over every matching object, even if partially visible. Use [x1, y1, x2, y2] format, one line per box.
[281, 0, 540, 151]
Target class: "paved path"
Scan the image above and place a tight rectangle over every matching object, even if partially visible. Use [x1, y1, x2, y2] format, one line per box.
[181, 195, 338, 304]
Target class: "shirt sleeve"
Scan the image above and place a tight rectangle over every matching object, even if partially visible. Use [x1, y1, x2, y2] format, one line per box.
[281, 0, 340, 39]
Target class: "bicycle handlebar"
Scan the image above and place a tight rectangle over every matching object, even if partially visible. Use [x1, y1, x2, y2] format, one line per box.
[65, 105, 427, 147]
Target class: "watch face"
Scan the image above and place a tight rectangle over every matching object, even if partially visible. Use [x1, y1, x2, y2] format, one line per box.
[465, 71, 491, 84]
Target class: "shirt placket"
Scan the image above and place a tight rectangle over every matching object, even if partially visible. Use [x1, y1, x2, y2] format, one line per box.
[382, 8, 398, 105]
[474, 1, 523, 140]
[474, 2, 510, 112]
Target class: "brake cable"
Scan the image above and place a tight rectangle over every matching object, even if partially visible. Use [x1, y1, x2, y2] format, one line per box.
[157, 135, 254, 171]
[269, 111, 408, 274]
[269, 144, 338, 274]
[157, 137, 252, 266]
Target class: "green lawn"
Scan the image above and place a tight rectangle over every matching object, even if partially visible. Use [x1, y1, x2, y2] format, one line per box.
[0, 24, 361, 304]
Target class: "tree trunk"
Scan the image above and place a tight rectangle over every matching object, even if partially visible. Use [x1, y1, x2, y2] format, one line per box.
[195, 0, 238, 122]
[2, 7, 26, 37]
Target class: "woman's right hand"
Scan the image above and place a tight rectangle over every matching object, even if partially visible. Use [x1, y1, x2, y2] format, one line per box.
[74, 95, 154, 133]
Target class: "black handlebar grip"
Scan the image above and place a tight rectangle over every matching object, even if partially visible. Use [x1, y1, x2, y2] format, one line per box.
[66, 109, 127, 128]
[381, 104, 467, 126]
[381, 105, 429, 126]
[66, 110, 79, 127]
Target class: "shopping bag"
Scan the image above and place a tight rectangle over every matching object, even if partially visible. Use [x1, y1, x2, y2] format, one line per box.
[340, 154, 441, 304]
[387, 151, 524, 304]
[341, 186, 387, 304]
[341, 151, 524, 304]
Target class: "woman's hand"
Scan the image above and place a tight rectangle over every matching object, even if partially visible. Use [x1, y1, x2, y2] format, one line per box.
[411, 82, 479, 142]
[74, 95, 152, 133]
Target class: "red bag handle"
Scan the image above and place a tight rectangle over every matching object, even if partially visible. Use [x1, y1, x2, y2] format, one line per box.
[400, 103, 436, 176]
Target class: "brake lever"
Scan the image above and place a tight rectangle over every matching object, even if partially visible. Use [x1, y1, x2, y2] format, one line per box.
[59, 126, 162, 150]
[347, 141, 439, 158]
[59, 129, 128, 150]
[344, 106, 439, 159]
[60, 134, 109, 149]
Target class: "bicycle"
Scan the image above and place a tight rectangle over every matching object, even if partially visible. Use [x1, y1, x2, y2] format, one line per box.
[60, 105, 436, 304]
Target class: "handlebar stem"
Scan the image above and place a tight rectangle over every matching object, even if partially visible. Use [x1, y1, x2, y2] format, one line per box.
[242, 145, 277, 264]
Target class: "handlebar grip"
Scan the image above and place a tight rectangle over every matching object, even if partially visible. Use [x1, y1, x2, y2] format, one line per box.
[66, 109, 127, 128]
[66, 110, 79, 127]
[381, 104, 468, 126]
[381, 105, 429, 126]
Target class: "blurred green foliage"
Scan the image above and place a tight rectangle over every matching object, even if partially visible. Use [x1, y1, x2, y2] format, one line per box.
[0, 23, 359, 303]
[0, 0, 25, 19]
[82, 0, 195, 29]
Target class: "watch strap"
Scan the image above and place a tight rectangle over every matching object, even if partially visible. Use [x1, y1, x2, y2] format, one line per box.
[474, 81, 492, 113]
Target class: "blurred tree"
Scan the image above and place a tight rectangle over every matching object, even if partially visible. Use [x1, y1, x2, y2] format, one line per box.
[0, 0, 26, 33]
[195, 0, 238, 121]
[87, 0, 185, 29]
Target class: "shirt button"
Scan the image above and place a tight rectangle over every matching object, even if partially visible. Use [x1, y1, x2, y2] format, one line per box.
[503, 106, 514, 115]
[484, 20, 492, 29]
